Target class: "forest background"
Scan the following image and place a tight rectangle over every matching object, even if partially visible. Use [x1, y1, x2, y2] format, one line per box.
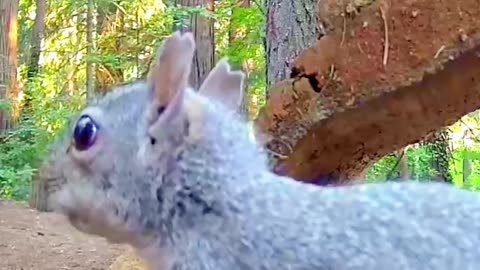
[1, 0, 479, 201]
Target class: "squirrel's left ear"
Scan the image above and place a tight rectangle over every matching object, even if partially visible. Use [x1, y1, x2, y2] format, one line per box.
[198, 58, 245, 112]
[146, 31, 195, 136]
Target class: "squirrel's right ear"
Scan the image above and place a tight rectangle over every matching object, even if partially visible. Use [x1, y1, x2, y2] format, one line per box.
[198, 58, 245, 112]
[146, 31, 195, 134]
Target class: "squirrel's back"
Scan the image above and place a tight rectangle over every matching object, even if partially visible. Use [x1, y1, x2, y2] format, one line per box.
[198, 175, 480, 270]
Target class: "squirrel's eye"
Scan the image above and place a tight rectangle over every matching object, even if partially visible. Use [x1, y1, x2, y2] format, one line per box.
[72, 115, 98, 151]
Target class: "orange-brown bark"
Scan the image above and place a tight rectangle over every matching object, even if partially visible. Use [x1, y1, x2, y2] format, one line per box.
[0, 0, 19, 131]
[256, 0, 480, 184]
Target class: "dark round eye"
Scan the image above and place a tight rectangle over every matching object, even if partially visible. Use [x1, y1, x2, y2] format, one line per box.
[72, 115, 98, 151]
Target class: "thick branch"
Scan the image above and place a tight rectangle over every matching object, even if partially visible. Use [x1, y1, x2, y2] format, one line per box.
[256, 0, 480, 183]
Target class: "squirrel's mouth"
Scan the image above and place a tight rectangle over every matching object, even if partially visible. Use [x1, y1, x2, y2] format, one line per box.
[45, 180, 108, 231]
[47, 181, 158, 248]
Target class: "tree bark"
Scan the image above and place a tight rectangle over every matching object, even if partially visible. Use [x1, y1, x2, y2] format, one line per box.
[463, 130, 472, 187]
[0, 0, 18, 133]
[229, 0, 251, 117]
[26, 0, 46, 81]
[174, 0, 215, 89]
[22, 0, 46, 111]
[399, 148, 409, 181]
[265, 0, 321, 88]
[256, 0, 480, 184]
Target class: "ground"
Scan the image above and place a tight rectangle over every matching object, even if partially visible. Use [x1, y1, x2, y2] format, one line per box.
[0, 199, 147, 270]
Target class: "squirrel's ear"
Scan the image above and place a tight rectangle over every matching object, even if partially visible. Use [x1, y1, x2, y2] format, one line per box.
[146, 31, 195, 129]
[198, 58, 245, 112]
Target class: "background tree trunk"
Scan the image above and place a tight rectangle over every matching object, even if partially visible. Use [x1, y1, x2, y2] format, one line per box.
[174, 0, 215, 89]
[424, 129, 452, 182]
[22, 0, 46, 111]
[86, 0, 95, 101]
[463, 130, 472, 186]
[229, 0, 251, 117]
[26, 0, 46, 81]
[265, 0, 321, 88]
[94, 0, 127, 94]
[0, 0, 18, 133]
[262, 0, 322, 173]
[399, 148, 409, 181]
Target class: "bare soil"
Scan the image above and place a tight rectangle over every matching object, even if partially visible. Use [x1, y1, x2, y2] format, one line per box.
[0, 199, 127, 270]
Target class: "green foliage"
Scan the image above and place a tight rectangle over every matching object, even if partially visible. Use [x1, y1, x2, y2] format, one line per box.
[0, 99, 12, 111]
[5, 0, 478, 202]
[366, 154, 399, 182]
[367, 113, 480, 191]
[215, 0, 267, 111]
[0, 74, 83, 199]
[1, 0, 267, 201]
[367, 146, 450, 183]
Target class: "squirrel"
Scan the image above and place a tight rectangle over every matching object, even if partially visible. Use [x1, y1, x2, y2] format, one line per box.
[39, 31, 480, 270]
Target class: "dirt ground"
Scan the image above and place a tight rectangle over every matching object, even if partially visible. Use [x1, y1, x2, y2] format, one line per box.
[0, 199, 132, 270]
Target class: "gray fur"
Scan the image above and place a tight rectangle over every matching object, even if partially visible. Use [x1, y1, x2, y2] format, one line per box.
[40, 32, 480, 270]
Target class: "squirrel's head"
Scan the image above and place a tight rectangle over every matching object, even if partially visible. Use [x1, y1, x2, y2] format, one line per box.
[39, 31, 255, 247]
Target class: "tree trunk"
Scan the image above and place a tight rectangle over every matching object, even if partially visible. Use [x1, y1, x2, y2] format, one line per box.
[26, 0, 46, 81]
[262, 0, 322, 175]
[0, 0, 18, 133]
[86, 0, 95, 101]
[256, 0, 480, 184]
[229, 0, 251, 117]
[424, 129, 452, 182]
[174, 0, 215, 89]
[399, 148, 409, 181]
[65, 12, 84, 96]
[94, 1, 126, 94]
[22, 0, 46, 111]
[463, 130, 472, 187]
[265, 0, 321, 88]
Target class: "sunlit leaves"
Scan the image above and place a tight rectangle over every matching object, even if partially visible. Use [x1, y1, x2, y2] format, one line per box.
[2, 0, 268, 200]
[368, 111, 480, 191]
[215, 0, 266, 116]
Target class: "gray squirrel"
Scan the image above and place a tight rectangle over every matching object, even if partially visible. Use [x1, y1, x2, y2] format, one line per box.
[39, 31, 480, 270]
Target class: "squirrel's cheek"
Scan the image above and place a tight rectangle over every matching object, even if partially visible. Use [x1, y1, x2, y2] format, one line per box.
[137, 142, 148, 165]
[136, 141, 160, 168]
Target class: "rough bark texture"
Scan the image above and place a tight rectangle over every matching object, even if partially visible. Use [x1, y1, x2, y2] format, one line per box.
[265, 0, 321, 88]
[175, 0, 215, 89]
[256, 0, 480, 184]
[0, 0, 18, 133]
